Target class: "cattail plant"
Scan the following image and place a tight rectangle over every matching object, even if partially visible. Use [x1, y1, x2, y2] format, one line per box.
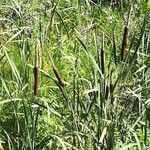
[33, 65, 39, 95]
[33, 39, 41, 95]
[52, 64, 65, 87]
[48, 55, 65, 87]
[121, 7, 131, 62]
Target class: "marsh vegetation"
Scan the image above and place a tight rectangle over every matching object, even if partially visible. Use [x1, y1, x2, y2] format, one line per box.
[0, 0, 150, 149]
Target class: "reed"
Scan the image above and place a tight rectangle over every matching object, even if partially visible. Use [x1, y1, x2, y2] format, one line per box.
[48, 54, 65, 87]
[33, 40, 40, 96]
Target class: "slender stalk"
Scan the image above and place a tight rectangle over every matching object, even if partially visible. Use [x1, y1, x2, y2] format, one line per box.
[112, 29, 117, 65]
[101, 33, 105, 74]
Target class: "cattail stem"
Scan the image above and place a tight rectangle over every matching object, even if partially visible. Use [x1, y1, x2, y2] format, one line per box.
[110, 83, 114, 104]
[101, 33, 105, 74]
[112, 30, 117, 65]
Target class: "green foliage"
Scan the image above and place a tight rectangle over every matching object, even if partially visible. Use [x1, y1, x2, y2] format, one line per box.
[0, 0, 150, 149]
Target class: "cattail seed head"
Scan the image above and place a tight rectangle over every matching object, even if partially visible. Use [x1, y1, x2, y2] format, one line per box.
[33, 66, 39, 95]
[121, 7, 131, 62]
[105, 85, 109, 100]
[52, 65, 65, 87]
[121, 26, 129, 61]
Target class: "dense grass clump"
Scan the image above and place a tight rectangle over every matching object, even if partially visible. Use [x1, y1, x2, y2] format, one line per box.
[0, 0, 150, 149]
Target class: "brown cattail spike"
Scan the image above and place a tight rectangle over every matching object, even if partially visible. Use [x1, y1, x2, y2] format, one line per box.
[33, 39, 40, 96]
[121, 7, 131, 62]
[109, 69, 114, 104]
[52, 65, 65, 87]
[121, 26, 129, 61]
[33, 66, 39, 95]
[110, 83, 114, 104]
[105, 85, 109, 100]
[48, 55, 65, 87]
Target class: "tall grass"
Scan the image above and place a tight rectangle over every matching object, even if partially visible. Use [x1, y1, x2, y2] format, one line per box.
[0, 0, 150, 149]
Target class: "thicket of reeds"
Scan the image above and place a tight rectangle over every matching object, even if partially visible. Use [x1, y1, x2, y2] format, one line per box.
[0, 0, 150, 149]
